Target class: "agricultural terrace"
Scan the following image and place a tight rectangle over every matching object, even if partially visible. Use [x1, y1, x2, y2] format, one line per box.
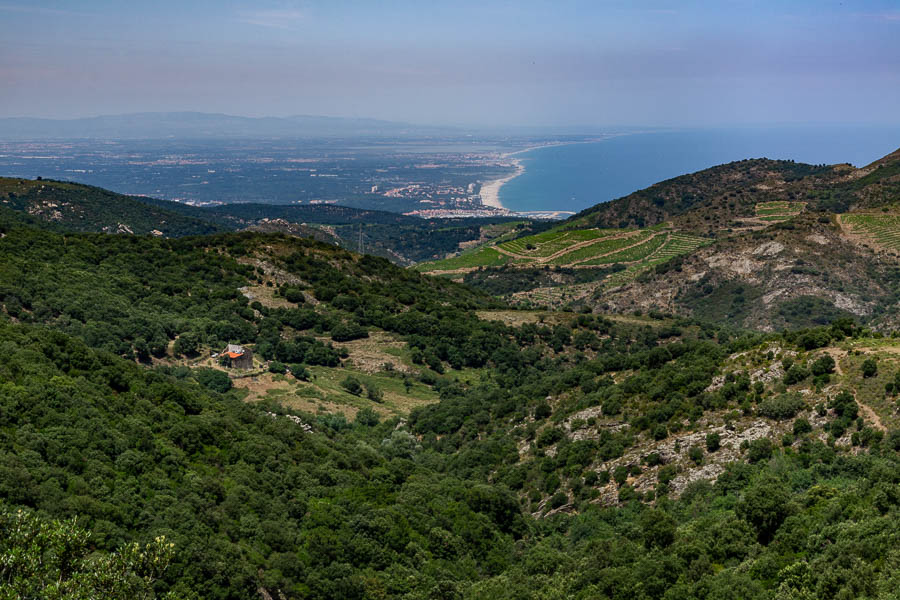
[840, 213, 900, 251]
[754, 201, 806, 222]
[418, 225, 709, 278]
[415, 246, 515, 272]
[498, 228, 624, 257]
[602, 233, 711, 287]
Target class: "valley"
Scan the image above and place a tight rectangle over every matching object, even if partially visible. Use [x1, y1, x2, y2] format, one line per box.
[2, 144, 900, 599]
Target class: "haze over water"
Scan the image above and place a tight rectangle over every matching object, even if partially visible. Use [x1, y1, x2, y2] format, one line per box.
[500, 126, 900, 214]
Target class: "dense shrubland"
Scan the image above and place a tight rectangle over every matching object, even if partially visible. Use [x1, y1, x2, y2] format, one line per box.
[4, 215, 900, 598]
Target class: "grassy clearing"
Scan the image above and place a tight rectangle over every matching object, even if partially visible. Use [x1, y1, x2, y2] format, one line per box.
[475, 309, 574, 326]
[236, 363, 441, 420]
[419, 222, 707, 284]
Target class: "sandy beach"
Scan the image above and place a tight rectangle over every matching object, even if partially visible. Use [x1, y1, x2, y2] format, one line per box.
[480, 136, 624, 211]
[479, 159, 524, 210]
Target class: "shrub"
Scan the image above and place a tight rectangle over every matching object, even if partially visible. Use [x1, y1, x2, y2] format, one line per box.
[706, 432, 721, 452]
[341, 376, 363, 396]
[195, 368, 232, 393]
[862, 358, 878, 378]
[758, 393, 804, 420]
[331, 322, 368, 342]
[355, 407, 380, 427]
[289, 364, 310, 381]
[613, 466, 630, 486]
[268, 361, 287, 374]
[283, 287, 305, 303]
[549, 492, 568, 510]
[537, 427, 564, 448]
[746, 438, 773, 463]
[688, 445, 704, 464]
[792, 418, 812, 435]
[783, 365, 810, 386]
[534, 402, 552, 420]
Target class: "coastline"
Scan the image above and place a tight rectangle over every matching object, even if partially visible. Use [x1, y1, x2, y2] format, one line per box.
[480, 135, 628, 211]
[479, 158, 524, 210]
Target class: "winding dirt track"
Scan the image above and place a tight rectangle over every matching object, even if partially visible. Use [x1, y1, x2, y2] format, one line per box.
[824, 347, 886, 432]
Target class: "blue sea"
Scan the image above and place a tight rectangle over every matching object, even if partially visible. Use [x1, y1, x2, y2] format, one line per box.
[499, 126, 900, 213]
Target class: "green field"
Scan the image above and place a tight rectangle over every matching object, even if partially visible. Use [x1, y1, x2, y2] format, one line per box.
[755, 201, 806, 220]
[499, 228, 620, 257]
[415, 246, 516, 271]
[841, 213, 900, 250]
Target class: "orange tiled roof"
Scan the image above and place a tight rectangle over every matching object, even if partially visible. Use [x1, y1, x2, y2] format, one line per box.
[225, 351, 244, 359]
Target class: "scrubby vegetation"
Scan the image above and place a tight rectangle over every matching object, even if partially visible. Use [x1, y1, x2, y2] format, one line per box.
[4, 147, 900, 598]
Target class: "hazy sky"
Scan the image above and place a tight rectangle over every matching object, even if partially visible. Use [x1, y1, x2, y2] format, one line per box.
[2, 0, 899, 127]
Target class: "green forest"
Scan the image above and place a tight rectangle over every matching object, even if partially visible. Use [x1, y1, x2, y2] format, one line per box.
[4, 196, 900, 599]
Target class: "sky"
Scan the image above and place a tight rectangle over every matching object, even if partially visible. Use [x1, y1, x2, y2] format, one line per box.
[1, 0, 899, 127]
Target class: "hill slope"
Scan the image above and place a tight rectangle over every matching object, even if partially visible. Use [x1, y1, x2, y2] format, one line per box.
[4, 209, 900, 598]
[0, 177, 222, 236]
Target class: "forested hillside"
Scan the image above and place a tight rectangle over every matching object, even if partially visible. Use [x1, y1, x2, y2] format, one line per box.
[0, 176, 523, 265]
[4, 206, 900, 598]
[0, 177, 222, 236]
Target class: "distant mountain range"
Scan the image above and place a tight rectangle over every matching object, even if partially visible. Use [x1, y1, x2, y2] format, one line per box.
[0, 111, 459, 140]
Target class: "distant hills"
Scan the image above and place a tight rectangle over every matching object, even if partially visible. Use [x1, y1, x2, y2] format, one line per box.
[0, 176, 513, 264]
[5, 141, 900, 330]
[0, 111, 458, 140]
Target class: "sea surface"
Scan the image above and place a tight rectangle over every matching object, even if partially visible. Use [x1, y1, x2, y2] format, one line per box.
[499, 126, 900, 213]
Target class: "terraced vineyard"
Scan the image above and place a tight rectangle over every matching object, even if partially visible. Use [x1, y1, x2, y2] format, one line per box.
[547, 230, 655, 265]
[754, 201, 806, 221]
[498, 228, 620, 257]
[576, 232, 667, 266]
[414, 246, 515, 272]
[602, 232, 711, 287]
[840, 213, 900, 251]
[418, 221, 712, 290]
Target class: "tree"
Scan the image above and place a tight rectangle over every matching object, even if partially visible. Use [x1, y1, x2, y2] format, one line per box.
[810, 354, 835, 376]
[0, 504, 176, 599]
[736, 477, 790, 543]
[640, 508, 677, 548]
[365, 383, 384, 403]
[862, 358, 878, 378]
[195, 367, 232, 393]
[173, 332, 201, 357]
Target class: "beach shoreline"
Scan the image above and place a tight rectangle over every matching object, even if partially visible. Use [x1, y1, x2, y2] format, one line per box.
[479, 135, 627, 211]
[479, 158, 524, 210]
